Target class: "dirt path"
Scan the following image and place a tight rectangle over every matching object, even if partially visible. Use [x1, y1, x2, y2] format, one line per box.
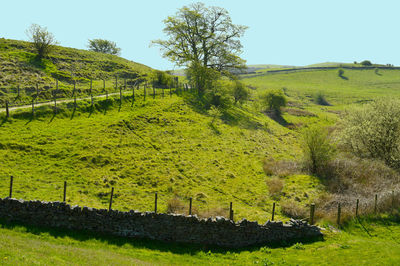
[0, 91, 126, 113]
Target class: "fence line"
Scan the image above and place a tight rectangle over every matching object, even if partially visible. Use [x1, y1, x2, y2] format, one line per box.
[0, 76, 188, 106]
[1, 176, 398, 225]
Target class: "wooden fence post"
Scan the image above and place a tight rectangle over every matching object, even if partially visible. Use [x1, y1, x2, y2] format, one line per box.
[337, 203, 341, 227]
[310, 203, 315, 225]
[144, 84, 147, 101]
[109, 187, 114, 211]
[74, 95, 77, 108]
[356, 199, 359, 217]
[9, 176, 13, 198]
[229, 202, 233, 220]
[271, 202, 276, 221]
[189, 197, 192, 215]
[392, 190, 395, 214]
[154, 192, 158, 213]
[103, 79, 105, 90]
[119, 86, 122, 103]
[36, 83, 39, 103]
[374, 194, 378, 214]
[73, 80, 76, 96]
[63, 181, 67, 202]
[5, 100, 9, 118]
[31, 100, 35, 117]
[91, 94, 94, 107]
[132, 83, 135, 102]
[54, 96, 57, 114]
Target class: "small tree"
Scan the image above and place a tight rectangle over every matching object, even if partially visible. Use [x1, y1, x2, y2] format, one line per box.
[341, 98, 400, 168]
[360, 60, 372, 66]
[88, 39, 121, 55]
[302, 126, 335, 175]
[338, 68, 344, 77]
[26, 24, 58, 58]
[263, 90, 287, 115]
[232, 80, 249, 104]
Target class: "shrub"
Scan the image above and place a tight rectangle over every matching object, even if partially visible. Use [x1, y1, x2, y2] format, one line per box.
[166, 197, 185, 214]
[340, 98, 400, 168]
[360, 60, 372, 66]
[88, 39, 121, 55]
[266, 177, 284, 199]
[280, 200, 307, 219]
[263, 158, 299, 177]
[232, 80, 249, 104]
[25, 24, 58, 58]
[301, 125, 336, 175]
[262, 89, 287, 115]
[338, 68, 344, 77]
[314, 92, 330, 106]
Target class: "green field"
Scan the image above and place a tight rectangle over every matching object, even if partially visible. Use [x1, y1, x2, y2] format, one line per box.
[0, 216, 399, 265]
[1, 38, 400, 264]
[242, 68, 400, 105]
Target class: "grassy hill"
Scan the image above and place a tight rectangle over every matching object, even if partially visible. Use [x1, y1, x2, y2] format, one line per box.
[0, 38, 153, 106]
[1, 39, 400, 264]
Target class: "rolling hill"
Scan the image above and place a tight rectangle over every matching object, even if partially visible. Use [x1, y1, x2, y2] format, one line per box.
[1, 39, 400, 264]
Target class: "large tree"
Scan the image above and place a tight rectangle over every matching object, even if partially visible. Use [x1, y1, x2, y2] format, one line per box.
[152, 2, 247, 93]
[26, 24, 58, 58]
[88, 39, 121, 55]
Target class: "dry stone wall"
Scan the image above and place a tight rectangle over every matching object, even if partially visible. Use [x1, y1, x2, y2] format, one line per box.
[0, 197, 322, 248]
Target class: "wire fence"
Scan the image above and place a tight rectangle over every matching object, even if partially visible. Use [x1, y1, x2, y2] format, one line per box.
[1, 175, 398, 226]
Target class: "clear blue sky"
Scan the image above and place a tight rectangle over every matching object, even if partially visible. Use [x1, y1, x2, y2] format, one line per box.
[1, 0, 399, 70]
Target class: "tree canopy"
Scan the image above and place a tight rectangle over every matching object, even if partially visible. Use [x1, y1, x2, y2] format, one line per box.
[152, 2, 247, 92]
[26, 24, 58, 58]
[88, 39, 121, 55]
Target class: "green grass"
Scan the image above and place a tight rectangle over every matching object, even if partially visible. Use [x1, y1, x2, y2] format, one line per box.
[242, 68, 400, 105]
[0, 92, 308, 222]
[0, 216, 399, 265]
[2, 39, 400, 263]
[0, 38, 153, 106]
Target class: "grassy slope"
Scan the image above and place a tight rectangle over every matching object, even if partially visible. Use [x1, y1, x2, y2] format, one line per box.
[0, 38, 152, 105]
[1, 41, 400, 263]
[242, 68, 400, 105]
[0, 93, 314, 222]
[0, 216, 399, 265]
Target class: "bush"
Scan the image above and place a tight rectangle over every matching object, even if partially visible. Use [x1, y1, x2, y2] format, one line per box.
[314, 92, 330, 106]
[266, 177, 284, 199]
[88, 39, 121, 55]
[280, 200, 308, 219]
[360, 60, 372, 66]
[166, 197, 185, 214]
[25, 24, 58, 58]
[262, 89, 287, 115]
[340, 98, 400, 168]
[263, 158, 300, 177]
[338, 68, 344, 77]
[301, 125, 336, 175]
[232, 80, 249, 104]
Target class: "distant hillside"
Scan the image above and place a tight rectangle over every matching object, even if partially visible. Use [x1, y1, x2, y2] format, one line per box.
[0, 38, 153, 89]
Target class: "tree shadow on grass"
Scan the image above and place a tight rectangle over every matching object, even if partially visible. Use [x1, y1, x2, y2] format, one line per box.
[0, 116, 8, 127]
[0, 218, 324, 255]
[182, 93, 268, 131]
[263, 110, 294, 128]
